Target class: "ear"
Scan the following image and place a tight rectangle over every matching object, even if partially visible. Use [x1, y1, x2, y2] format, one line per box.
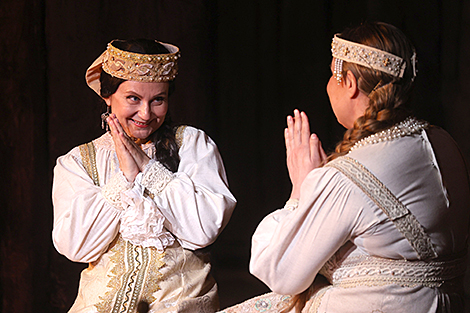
[344, 70, 360, 99]
[104, 97, 111, 107]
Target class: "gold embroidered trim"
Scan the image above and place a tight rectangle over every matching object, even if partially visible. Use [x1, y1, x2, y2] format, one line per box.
[78, 140, 167, 312]
[79, 142, 100, 186]
[103, 41, 179, 83]
[141, 247, 166, 304]
[95, 236, 166, 313]
[175, 125, 187, 148]
[325, 156, 438, 260]
[95, 236, 126, 313]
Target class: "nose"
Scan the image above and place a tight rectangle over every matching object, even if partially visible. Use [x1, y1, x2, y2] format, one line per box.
[138, 102, 151, 120]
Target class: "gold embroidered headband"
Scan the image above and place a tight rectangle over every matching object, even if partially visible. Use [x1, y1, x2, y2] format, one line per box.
[331, 34, 407, 78]
[86, 40, 180, 96]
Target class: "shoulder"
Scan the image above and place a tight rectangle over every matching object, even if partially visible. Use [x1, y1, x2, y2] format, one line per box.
[176, 125, 216, 147]
[65, 132, 113, 154]
[303, 165, 366, 198]
[175, 125, 205, 137]
[57, 132, 113, 165]
[92, 132, 115, 151]
[300, 165, 376, 229]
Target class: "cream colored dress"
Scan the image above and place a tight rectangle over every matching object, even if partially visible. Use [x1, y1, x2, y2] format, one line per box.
[52, 126, 236, 313]
[221, 121, 470, 313]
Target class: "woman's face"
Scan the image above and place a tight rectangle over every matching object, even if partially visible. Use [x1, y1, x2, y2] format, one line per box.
[326, 59, 355, 129]
[104, 80, 169, 144]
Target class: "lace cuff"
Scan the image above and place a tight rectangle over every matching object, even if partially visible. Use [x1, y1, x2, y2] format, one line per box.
[140, 159, 174, 196]
[119, 173, 175, 252]
[102, 171, 133, 210]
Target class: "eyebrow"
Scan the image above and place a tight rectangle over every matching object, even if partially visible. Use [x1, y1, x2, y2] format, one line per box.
[123, 90, 168, 98]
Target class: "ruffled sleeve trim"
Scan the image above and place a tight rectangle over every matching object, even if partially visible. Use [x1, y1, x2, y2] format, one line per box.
[101, 170, 133, 210]
[119, 172, 175, 252]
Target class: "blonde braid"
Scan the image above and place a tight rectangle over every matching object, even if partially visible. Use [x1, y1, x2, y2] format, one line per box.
[328, 81, 409, 161]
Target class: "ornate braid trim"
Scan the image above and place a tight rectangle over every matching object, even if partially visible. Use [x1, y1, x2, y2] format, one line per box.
[101, 171, 133, 210]
[322, 254, 467, 289]
[141, 160, 174, 196]
[95, 236, 165, 313]
[325, 156, 437, 260]
[95, 236, 126, 313]
[103, 41, 179, 83]
[140, 248, 166, 304]
[349, 117, 427, 153]
[79, 142, 100, 186]
[175, 125, 187, 147]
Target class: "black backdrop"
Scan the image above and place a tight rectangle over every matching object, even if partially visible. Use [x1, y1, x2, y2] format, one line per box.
[2, 0, 470, 312]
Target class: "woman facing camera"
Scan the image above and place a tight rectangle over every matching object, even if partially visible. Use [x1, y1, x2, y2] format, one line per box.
[52, 39, 236, 313]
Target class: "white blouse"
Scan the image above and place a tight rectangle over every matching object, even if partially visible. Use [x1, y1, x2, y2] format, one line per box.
[52, 126, 236, 263]
[248, 128, 469, 312]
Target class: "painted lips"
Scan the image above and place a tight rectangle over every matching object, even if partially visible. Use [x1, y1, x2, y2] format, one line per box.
[132, 119, 149, 128]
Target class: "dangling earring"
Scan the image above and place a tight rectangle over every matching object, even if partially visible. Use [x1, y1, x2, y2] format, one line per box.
[334, 58, 343, 84]
[101, 106, 110, 131]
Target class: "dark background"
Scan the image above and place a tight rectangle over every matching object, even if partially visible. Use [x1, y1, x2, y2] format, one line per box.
[2, 0, 470, 312]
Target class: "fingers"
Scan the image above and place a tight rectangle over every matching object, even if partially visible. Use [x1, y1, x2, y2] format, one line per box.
[300, 111, 311, 145]
[293, 109, 304, 146]
[309, 133, 328, 166]
[107, 114, 150, 171]
[320, 144, 328, 161]
[284, 127, 291, 154]
[107, 114, 127, 138]
[285, 115, 294, 153]
[286, 109, 311, 146]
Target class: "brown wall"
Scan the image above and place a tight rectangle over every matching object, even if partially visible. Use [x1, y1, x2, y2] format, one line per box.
[2, 0, 470, 311]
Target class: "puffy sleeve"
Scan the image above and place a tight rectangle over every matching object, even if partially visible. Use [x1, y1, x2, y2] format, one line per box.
[139, 127, 236, 250]
[249, 167, 371, 295]
[52, 148, 126, 263]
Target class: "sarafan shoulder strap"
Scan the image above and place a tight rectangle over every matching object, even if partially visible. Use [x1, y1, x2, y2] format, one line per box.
[325, 156, 438, 260]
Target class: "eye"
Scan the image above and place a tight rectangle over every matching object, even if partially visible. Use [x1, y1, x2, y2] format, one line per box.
[152, 96, 166, 105]
[127, 95, 140, 102]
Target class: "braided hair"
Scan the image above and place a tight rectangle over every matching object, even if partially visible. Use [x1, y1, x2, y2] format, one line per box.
[328, 21, 417, 161]
[284, 22, 418, 312]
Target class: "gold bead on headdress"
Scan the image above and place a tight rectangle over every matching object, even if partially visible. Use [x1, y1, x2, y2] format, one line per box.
[102, 41, 180, 83]
[85, 39, 180, 96]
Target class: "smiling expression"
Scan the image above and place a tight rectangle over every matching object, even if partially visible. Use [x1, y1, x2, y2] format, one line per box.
[104, 80, 169, 144]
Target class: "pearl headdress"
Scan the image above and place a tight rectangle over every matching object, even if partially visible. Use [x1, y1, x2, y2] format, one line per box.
[331, 34, 414, 84]
[86, 40, 180, 96]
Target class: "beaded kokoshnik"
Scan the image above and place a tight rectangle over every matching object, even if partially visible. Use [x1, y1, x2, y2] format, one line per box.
[331, 34, 417, 84]
[85, 39, 180, 96]
[332, 35, 407, 78]
[103, 42, 180, 83]
[348, 116, 428, 153]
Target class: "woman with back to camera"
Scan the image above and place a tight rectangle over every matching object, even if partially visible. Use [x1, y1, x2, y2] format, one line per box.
[220, 21, 470, 313]
[52, 39, 236, 313]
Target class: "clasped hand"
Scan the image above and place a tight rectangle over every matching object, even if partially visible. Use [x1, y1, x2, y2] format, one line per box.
[107, 114, 150, 182]
[285, 109, 327, 199]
